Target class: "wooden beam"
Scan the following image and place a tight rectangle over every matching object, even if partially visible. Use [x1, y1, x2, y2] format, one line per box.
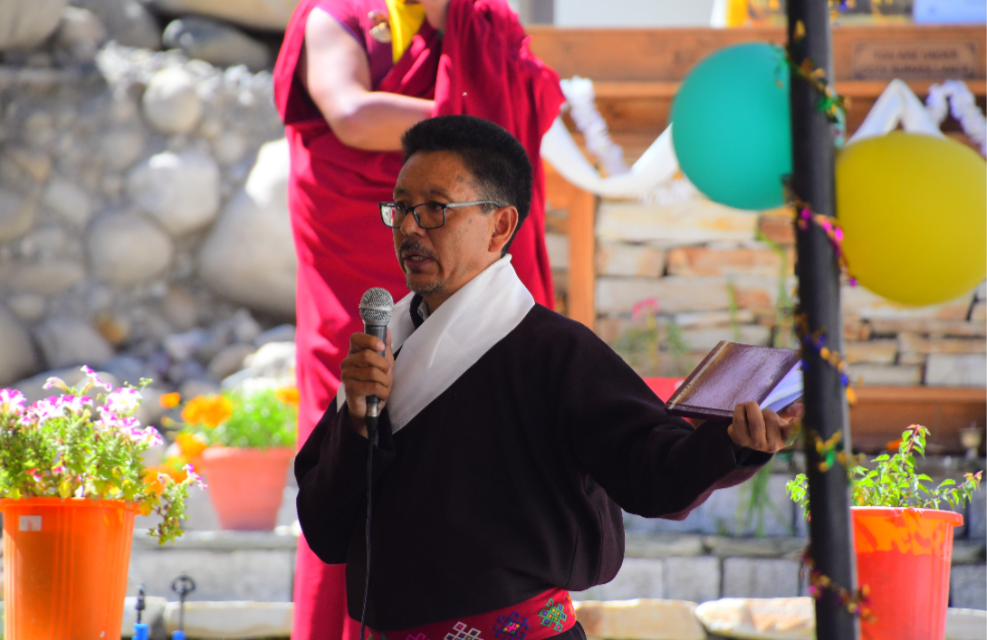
[850, 386, 987, 454]
[526, 24, 986, 83]
[544, 164, 597, 330]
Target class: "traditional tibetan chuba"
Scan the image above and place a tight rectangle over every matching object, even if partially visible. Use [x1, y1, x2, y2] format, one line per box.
[369, 10, 392, 43]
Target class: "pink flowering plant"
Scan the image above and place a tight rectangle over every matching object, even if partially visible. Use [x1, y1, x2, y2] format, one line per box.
[0, 366, 204, 544]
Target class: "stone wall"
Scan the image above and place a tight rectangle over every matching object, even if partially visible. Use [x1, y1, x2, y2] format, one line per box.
[544, 200, 987, 387]
[0, 31, 296, 397]
[573, 456, 987, 610]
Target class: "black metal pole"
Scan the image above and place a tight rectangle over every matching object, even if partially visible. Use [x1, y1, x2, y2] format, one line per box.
[786, 2, 860, 640]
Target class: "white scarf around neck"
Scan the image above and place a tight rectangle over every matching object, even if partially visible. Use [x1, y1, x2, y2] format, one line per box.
[337, 256, 535, 432]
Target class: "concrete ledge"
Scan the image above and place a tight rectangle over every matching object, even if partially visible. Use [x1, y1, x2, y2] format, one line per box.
[946, 608, 987, 640]
[162, 601, 293, 639]
[133, 526, 299, 551]
[702, 537, 806, 559]
[625, 533, 706, 558]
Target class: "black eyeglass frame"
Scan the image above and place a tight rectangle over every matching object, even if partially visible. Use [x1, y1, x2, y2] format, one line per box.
[379, 200, 504, 229]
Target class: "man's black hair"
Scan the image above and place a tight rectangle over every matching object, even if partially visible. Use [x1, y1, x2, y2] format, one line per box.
[401, 115, 532, 253]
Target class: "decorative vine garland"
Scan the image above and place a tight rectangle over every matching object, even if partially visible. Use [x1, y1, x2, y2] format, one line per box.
[801, 547, 877, 623]
[926, 80, 987, 157]
[559, 76, 629, 179]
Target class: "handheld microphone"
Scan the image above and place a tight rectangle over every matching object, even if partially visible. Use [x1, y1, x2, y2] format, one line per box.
[359, 288, 394, 420]
[357, 288, 393, 640]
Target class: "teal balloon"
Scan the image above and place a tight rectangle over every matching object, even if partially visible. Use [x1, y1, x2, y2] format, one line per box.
[671, 42, 791, 211]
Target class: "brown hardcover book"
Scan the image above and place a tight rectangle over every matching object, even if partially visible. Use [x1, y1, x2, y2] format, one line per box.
[665, 341, 802, 421]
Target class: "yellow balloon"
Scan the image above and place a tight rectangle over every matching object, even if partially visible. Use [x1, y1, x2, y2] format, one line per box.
[837, 131, 987, 306]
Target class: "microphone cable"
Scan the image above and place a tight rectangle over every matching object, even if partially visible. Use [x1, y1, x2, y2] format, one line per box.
[356, 287, 394, 640]
[359, 413, 379, 640]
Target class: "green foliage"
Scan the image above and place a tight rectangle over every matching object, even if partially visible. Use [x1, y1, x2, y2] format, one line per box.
[736, 463, 795, 536]
[0, 368, 199, 544]
[180, 387, 297, 450]
[787, 425, 984, 517]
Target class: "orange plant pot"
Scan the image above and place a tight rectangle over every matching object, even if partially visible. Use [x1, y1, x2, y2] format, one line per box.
[199, 446, 295, 530]
[1, 497, 137, 640]
[853, 507, 963, 640]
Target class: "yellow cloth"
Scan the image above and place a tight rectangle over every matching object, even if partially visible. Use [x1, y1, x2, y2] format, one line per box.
[384, 0, 426, 63]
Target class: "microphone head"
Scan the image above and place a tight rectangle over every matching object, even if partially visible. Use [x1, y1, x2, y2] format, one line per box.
[359, 288, 394, 326]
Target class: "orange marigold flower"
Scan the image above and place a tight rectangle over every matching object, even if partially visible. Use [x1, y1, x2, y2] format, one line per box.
[142, 468, 167, 496]
[182, 395, 233, 429]
[176, 433, 208, 460]
[159, 392, 181, 409]
[275, 387, 300, 405]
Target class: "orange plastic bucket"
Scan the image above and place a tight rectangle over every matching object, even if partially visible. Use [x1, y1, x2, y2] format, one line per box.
[1, 497, 137, 640]
[853, 506, 962, 640]
[199, 446, 295, 530]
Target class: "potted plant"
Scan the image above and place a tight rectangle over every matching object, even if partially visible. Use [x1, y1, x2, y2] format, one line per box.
[172, 387, 298, 531]
[0, 366, 201, 640]
[787, 424, 982, 640]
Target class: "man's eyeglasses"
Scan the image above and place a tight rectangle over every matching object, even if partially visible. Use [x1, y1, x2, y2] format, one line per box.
[379, 200, 503, 230]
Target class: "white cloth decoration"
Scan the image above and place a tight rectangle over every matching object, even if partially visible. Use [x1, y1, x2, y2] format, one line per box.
[848, 79, 945, 144]
[926, 80, 987, 156]
[541, 118, 682, 199]
[541, 76, 685, 200]
[336, 256, 534, 433]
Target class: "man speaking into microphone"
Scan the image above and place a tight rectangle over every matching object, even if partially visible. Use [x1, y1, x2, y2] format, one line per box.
[295, 115, 798, 638]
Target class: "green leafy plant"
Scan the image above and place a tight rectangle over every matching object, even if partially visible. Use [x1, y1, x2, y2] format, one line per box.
[787, 425, 983, 517]
[0, 366, 201, 544]
[176, 387, 298, 454]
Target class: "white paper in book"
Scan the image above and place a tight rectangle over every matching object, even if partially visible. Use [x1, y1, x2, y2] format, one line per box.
[760, 361, 804, 414]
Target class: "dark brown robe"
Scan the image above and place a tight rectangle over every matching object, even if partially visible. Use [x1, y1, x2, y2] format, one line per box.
[295, 301, 769, 631]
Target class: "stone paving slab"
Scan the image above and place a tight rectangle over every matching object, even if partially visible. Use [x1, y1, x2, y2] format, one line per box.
[575, 599, 706, 640]
[696, 598, 986, 640]
[696, 597, 813, 640]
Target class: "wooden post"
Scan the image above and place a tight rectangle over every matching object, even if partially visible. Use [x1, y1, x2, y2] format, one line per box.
[787, 2, 860, 639]
[544, 163, 598, 329]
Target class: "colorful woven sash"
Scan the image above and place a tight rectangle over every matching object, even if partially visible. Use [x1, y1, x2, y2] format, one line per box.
[365, 588, 576, 640]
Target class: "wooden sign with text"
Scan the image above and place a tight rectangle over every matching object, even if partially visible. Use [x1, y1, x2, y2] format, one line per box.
[852, 40, 980, 80]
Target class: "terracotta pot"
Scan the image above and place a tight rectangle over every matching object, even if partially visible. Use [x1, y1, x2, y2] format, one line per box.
[853, 506, 962, 640]
[199, 446, 295, 530]
[1, 497, 137, 640]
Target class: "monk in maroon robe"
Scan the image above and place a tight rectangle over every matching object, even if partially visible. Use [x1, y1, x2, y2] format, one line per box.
[272, 2, 563, 637]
